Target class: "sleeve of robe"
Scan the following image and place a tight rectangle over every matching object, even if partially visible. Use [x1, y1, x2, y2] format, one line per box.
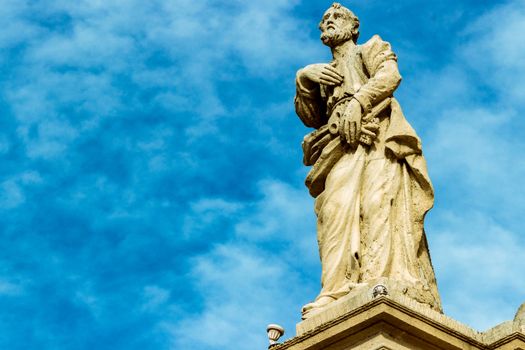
[353, 34, 402, 114]
[294, 70, 327, 129]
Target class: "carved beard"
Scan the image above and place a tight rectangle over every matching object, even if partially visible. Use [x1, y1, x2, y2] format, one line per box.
[321, 26, 354, 48]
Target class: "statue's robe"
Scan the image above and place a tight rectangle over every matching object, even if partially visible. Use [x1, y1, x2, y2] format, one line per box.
[295, 35, 442, 312]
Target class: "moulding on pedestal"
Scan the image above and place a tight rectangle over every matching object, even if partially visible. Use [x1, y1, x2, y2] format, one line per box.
[274, 290, 525, 350]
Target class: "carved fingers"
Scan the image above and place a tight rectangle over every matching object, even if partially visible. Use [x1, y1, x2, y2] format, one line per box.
[359, 121, 380, 146]
[360, 122, 379, 137]
[342, 117, 359, 147]
[339, 99, 362, 148]
[319, 65, 343, 86]
[300, 63, 343, 86]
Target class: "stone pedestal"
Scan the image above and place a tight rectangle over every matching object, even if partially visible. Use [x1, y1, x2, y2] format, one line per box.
[273, 289, 525, 350]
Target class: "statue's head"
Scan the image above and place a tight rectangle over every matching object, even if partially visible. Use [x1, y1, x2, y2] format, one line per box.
[319, 3, 360, 47]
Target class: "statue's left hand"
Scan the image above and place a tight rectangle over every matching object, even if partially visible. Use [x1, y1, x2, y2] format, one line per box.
[361, 122, 379, 139]
[339, 99, 362, 148]
[359, 120, 380, 146]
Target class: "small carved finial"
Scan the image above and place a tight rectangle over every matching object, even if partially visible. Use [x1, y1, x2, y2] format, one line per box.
[372, 284, 388, 298]
[267, 324, 285, 348]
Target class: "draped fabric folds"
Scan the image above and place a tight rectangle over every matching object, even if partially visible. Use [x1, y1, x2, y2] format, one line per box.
[295, 35, 441, 313]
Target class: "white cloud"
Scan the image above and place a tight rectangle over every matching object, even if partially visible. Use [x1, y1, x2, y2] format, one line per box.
[0, 1, 43, 51]
[461, 0, 525, 103]
[142, 285, 171, 312]
[431, 210, 525, 330]
[0, 171, 43, 209]
[1, 0, 321, 163]
[172, 179, 320, 349]
[408, 0, 525, 331]
[2, 1, 525, 348]
[234, 179, 318, 262]
[0, 179, 25, 209]
[171, 244, 305, 349]
[182, 178, 318, 264]
[0, 279, 24, 296]
[235, 180, 310, 238]
[182, 198, 242, 240]
[171, 1, 525, 340]
[427, 106, 524, 198]
[221, 1, 320, 77]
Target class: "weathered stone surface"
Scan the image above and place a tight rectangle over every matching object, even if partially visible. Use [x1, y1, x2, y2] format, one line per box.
[277, 3, 525, 349]
[273, 290, 525, 350]
[270, 3, 525, 350]
[294, 2, 440, 320]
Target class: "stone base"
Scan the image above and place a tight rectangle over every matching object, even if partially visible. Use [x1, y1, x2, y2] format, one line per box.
[273, 288, 525, 350]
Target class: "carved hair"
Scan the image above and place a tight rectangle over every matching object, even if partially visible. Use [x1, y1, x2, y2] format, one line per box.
[319, 2, 360, 44]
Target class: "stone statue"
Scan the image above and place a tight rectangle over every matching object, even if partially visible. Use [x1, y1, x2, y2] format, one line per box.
[294, 3, 442, 319]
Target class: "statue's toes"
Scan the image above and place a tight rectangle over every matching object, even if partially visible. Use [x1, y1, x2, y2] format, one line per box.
[301, 301, 316, 313]
[301, 296, 334, 313]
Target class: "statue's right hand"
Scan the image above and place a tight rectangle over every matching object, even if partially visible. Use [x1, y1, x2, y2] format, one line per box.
[298, 63, 343, 86]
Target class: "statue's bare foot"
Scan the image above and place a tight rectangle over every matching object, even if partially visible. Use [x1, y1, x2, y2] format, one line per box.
[301, 296, 335, 315]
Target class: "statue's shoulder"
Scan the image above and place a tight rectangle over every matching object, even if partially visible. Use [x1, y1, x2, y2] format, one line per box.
[359, 34, 395, 57]
[361, 34, 386, 46]
[359, 35, 398, 74]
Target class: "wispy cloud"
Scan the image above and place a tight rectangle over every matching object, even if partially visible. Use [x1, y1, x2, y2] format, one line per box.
[403, 0, 525, 330]
[431, 210, 525, 329]
[0, 0, 524, 348]
[172, 179, 318, 349]
[461, 0, 525, 103]
[0, 0, 321, 348]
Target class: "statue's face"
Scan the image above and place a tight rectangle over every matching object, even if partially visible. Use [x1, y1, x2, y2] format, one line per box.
[319, 8, 347, 35]
[319, 6, 357, 47]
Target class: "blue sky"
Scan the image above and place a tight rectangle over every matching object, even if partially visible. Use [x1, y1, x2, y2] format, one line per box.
[0, 0, 524, 349]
